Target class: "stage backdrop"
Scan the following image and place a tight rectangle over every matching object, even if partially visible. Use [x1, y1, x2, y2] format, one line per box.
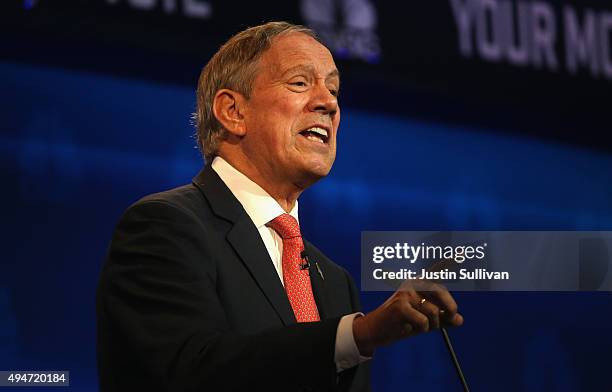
[2, 1, 612, 391]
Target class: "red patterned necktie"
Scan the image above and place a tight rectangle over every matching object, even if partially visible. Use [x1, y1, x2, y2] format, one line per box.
[267, 213, 320, 323]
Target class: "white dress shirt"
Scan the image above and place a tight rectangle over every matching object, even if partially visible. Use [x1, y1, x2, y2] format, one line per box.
[211, 156, 369, 372]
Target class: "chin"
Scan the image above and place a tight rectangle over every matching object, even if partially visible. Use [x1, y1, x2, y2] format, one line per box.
[306, 163, 333, 181]
[293, 162, 333, 188]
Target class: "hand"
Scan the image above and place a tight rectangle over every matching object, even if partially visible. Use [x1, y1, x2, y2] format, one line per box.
[352, 280, 463, 356]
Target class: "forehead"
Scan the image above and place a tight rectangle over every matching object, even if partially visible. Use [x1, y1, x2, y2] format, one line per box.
[259, 32, 338, 78]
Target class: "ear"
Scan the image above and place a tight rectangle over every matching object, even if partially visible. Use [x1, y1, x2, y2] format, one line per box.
[212, 89, 247, 137]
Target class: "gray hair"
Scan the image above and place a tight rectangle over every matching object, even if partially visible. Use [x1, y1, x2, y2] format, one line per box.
[193, 21, 320, 163]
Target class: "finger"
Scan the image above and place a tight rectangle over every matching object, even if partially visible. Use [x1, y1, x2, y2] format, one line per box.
[441, 312, 464, 327]
[398, 279, 417, 293]
[393, 288, 419, 311]
[416, 299, 441, 329]
[398, 303, 430, 334]
[396, 285, 418, 301]
[423, 288, 458, 321]
[450, 313, 464, 327]
[400, 323, 414, 337]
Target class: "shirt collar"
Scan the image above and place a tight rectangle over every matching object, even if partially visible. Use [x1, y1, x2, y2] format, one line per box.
[211, 156, 299, 228]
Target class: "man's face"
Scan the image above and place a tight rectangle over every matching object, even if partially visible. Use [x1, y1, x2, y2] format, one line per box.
[240, 32, 340, 189]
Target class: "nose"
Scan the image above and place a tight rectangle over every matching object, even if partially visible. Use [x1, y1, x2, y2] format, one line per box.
[307, 82, 338, 117]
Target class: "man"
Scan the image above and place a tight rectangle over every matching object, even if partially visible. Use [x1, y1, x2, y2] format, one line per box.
[97, 21, 463, 392]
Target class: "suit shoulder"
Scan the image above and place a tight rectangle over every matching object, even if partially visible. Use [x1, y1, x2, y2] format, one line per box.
[128, 183, 207, 216]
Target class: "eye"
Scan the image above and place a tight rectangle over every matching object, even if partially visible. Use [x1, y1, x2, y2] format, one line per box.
[287, 76, 309, 89]
[329, 89, 339, 97]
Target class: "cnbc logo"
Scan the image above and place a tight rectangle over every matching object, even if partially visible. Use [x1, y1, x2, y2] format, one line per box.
[301, 0, 381, 63]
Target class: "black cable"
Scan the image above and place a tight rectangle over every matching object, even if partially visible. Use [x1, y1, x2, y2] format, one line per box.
[441, 327, 470, 392]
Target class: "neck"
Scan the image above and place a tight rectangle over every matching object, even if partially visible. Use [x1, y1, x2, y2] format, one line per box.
[218, 154, 305, 213]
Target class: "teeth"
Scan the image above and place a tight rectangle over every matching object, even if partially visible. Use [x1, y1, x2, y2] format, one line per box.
[308, 127, 328, 138]
[306, 134, 324, 143]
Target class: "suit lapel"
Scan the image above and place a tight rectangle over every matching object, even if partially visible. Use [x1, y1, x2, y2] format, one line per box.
[226, 219, 297, 325]
[193, 165, 296, 326]
[303, 241, 330, 320]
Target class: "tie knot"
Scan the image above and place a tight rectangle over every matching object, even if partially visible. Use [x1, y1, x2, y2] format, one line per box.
[267, 213, 301, 239]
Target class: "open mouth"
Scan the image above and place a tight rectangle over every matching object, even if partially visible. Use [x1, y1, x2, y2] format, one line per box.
[299, 127, 329, 144]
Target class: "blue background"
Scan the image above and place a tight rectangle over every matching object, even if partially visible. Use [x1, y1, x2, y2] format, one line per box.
[2, 58, 612, 391]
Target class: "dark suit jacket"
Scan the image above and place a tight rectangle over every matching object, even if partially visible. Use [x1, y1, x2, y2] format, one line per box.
[97, 165, 370, 392]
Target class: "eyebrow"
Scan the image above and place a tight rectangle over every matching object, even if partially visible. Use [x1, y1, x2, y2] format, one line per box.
[282, 64, 340, 82]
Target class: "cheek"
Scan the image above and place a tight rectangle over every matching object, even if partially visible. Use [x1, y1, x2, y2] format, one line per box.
[331, 111, 340, 142]
[272, 97, 304, 139]
[277, 96, 305, 121]
[335, 109, 341, 130]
